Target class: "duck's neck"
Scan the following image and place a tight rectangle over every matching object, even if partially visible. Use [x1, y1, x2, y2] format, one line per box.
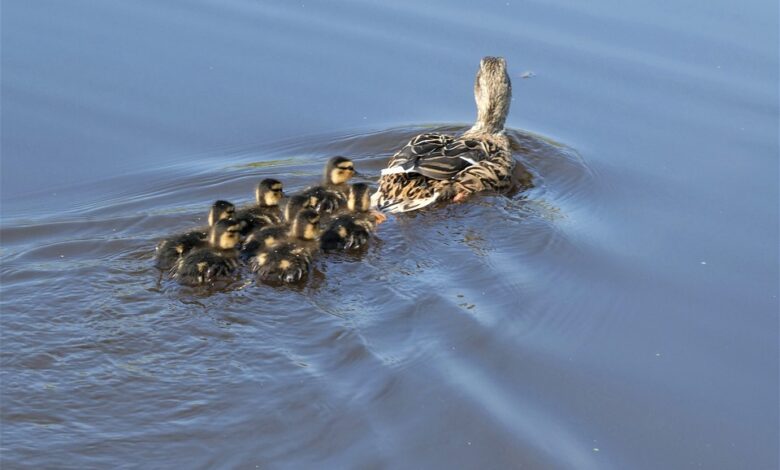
[465, 64, 512, 136]
[466, 97, 510, 136]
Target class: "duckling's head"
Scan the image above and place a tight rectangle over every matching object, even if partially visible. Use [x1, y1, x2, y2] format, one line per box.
[255, 178, 284, 207]
[347, 183, 371, 213]
[209, 219, 241, 250]
[284, 195, 311, 223]
[208, 200, 236, 226]
[324, 156, 356, 185]
[290, 208, 320, 240]
[472, 56, 512, 134]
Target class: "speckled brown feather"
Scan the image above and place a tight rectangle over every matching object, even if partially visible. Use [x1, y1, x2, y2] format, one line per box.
[372, 57, 515, 213]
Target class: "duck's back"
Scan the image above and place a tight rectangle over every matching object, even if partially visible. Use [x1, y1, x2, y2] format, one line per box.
[249, 244, 313, 284]
[155, 230, 208, 269]
[373, 132, 508, 213]
[384, 133, 496, 180]
[173, 248, 239, 285]
[320, 214, 373, 251]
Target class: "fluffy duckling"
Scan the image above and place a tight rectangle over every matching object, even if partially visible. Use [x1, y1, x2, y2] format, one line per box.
[172, 219, 241, 285]
[249, 208, 321, 284]
[234, 178, 285, 237]
[300, 156, 356, 214]
[240, 194, 312, 259]
[155, 200, 235, 269]
[321, 183, 381, 251]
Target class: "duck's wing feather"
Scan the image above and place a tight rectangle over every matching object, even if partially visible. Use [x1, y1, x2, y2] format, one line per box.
[380, 134, 488, 181]
[370, 191, 441, 213]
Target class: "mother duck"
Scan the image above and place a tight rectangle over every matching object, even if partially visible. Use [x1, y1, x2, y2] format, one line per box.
[372, 56, 516, 213]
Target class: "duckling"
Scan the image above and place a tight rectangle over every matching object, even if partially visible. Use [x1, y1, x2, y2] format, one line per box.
[321, 183, 381, 251]
[155, 200, 235, 269]
[240, 193, 313, 259]
[172, 219, 241, 285]
[233, 178, 284, 237]
[372, 57, 519, 213]
[300, 156, 356, 213]
[283, 194, 313, 223]
[248, 208, 321, 284]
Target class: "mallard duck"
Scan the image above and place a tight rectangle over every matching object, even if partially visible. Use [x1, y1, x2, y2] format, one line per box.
[155, 200, 235, 269]
[234, 178, 284, 237]
[172, 218, 241, 285]
[321, 183, 381, 251]
[301, 156, 356, 213]
[248, 208, 321, 284]
[371, 57, 516, 213]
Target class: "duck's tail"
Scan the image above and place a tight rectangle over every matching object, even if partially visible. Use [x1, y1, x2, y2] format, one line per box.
[370, 190, 440, 214]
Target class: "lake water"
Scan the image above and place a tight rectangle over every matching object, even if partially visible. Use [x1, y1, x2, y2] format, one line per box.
[1, 0, 778, 468]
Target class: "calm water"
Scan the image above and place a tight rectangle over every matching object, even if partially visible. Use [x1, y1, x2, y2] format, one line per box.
[2, 0, 778, 468]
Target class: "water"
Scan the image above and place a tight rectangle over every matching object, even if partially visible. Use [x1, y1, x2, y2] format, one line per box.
[2, 0, 778, 468]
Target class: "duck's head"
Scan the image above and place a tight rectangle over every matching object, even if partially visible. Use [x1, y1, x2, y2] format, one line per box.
[347, 183, 371, 213]
[255, 178, 284, 207]
[324, 156, 356, 185]
[208, 200, 236, 226]
[472, 56, 512, 134]
[290, 208, 320, 241]
[209, 219, 241, 250]
[284, 195, 312, 223]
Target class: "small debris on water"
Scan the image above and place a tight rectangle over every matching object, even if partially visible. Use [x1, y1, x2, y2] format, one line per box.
[700, 261, 707, 265]
[520, 71, 536, 79]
